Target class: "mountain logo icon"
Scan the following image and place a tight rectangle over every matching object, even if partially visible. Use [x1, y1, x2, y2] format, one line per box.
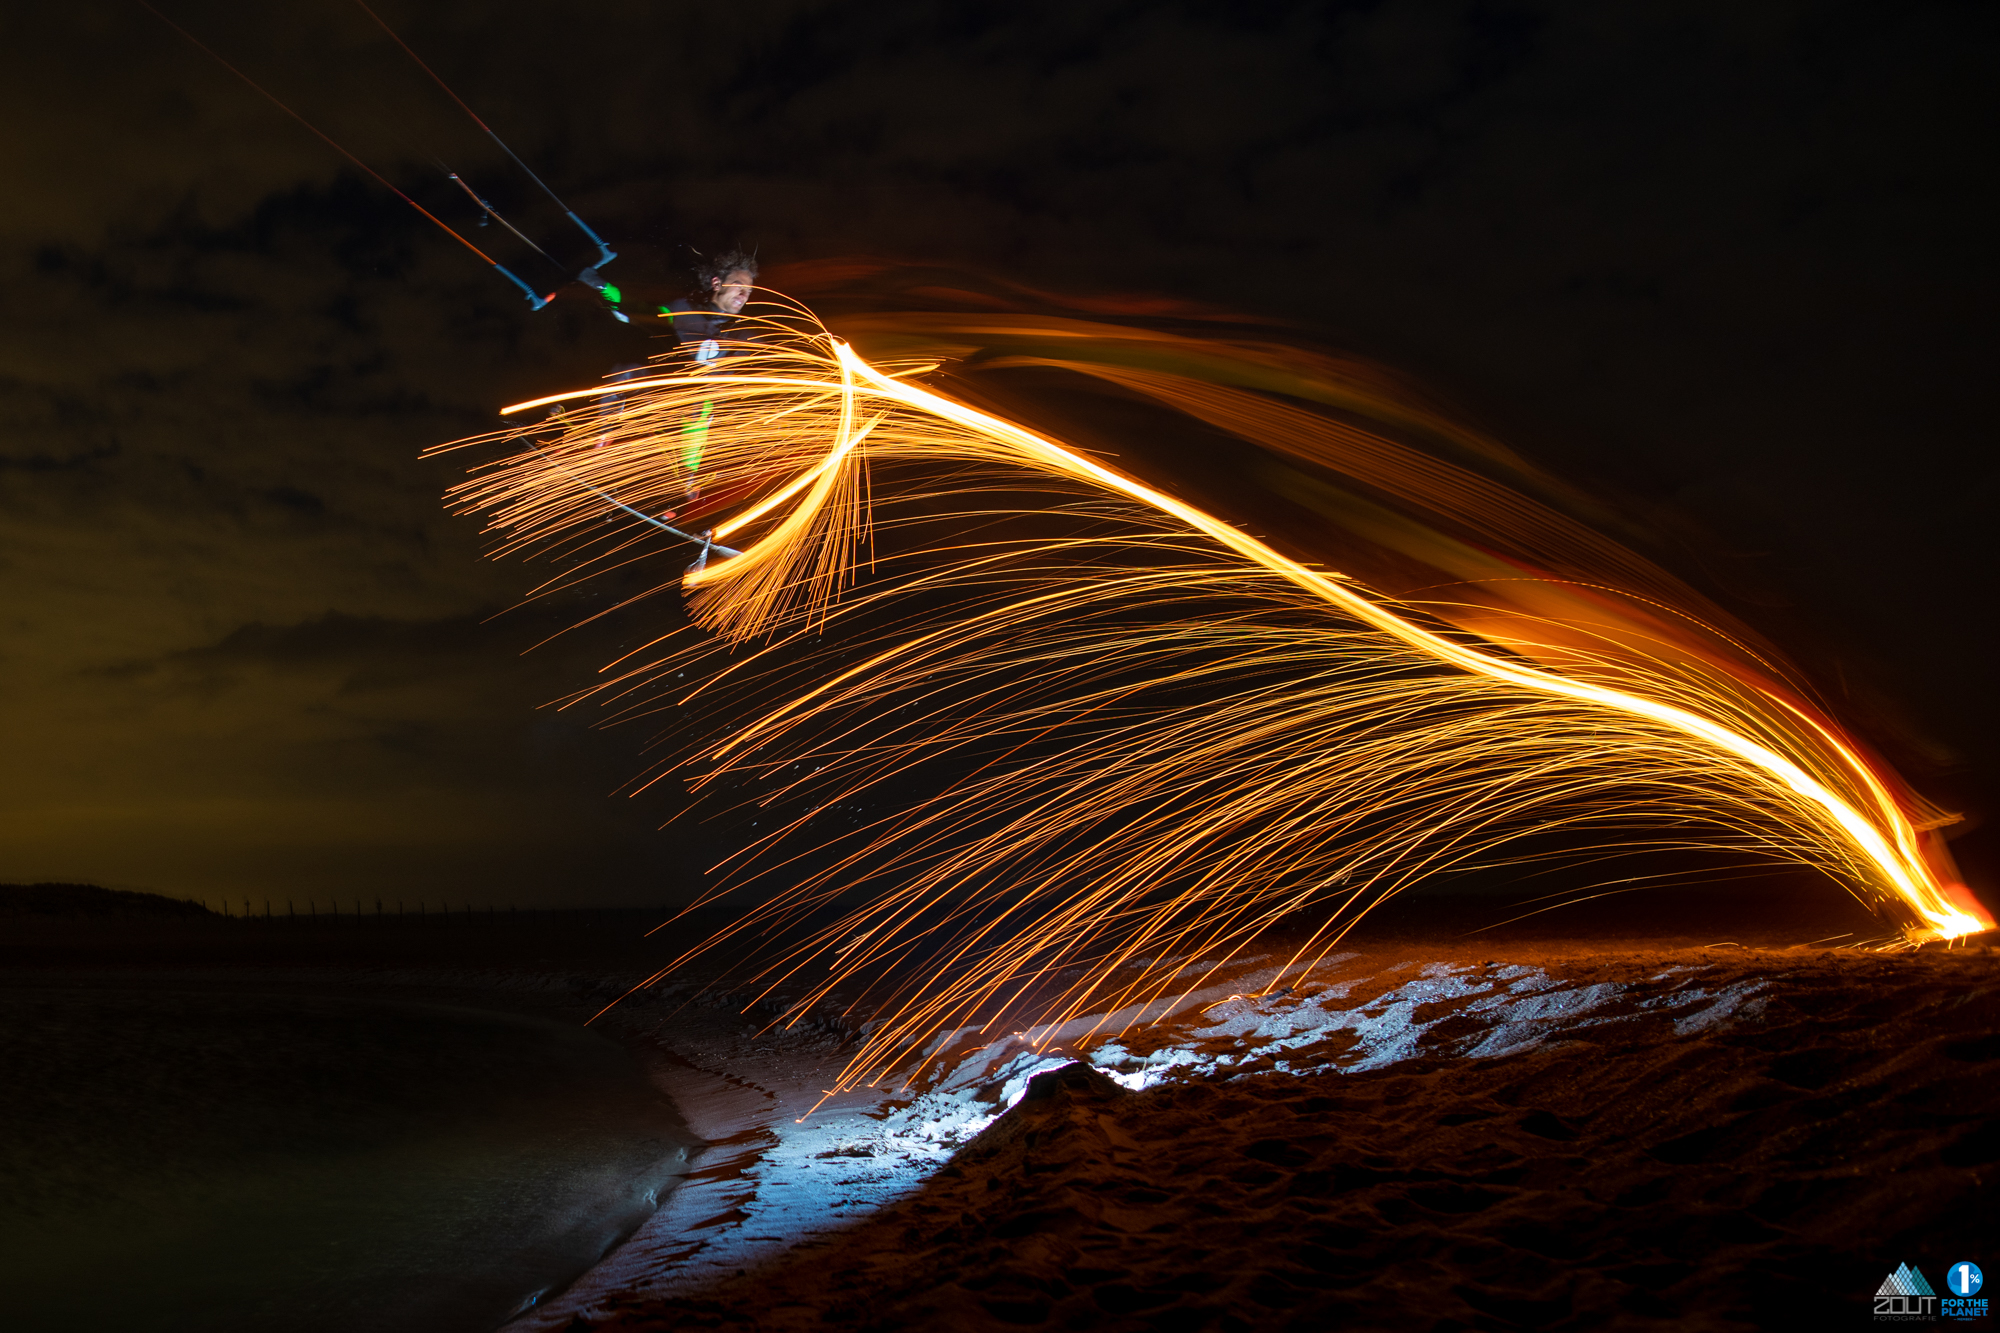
[1875, 1263, 1938, 1319]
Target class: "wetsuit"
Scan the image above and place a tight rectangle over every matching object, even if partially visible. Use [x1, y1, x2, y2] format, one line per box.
[659, 300, 739, 367]
[657, 300, 741, 478]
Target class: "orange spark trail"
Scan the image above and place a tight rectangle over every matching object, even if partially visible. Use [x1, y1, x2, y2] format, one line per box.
[815, 342, 1972, 936]
[433, 300, 1989, 1095]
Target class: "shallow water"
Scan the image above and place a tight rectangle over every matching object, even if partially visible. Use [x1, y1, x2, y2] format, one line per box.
[0, 985, 694, 1333]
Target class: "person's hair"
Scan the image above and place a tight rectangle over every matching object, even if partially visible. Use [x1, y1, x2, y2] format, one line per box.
[692, 247, 759, 295]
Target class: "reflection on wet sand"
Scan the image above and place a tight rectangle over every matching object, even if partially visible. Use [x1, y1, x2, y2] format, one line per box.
[0, 912, 697, 1333]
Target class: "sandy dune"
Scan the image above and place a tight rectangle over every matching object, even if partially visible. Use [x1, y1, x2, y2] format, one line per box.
[557, 941, 1998, 1331]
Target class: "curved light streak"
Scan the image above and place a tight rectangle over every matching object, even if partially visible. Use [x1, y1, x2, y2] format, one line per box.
[438, 306, 1990, 1096]
[688, 337, 1978, 941]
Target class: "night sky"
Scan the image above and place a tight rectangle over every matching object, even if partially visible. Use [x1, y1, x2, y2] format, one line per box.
[5, 1, 1994, 910]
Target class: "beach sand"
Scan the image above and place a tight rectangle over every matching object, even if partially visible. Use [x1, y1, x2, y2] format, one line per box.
[541, 929, 2000, 1331]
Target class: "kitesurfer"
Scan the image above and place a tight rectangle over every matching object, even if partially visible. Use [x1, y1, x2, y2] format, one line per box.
[654, 249, 759, 505]
[657, 249, 759, 365]
[150, 0, 739, 577]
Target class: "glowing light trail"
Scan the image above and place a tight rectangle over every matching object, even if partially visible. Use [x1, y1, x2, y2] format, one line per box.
[436, 301, 1990, 1095]
[816, 343, 1964, 932]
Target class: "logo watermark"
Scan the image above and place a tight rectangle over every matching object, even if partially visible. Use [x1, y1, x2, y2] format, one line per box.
[1878, 1264, 1938, 1321]
[1943, 1261, 1988, 1321]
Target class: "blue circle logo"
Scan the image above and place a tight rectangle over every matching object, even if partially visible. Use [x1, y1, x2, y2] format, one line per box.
[1947, 1262, 1983, 1297]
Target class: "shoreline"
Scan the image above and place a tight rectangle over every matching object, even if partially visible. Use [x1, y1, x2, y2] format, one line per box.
[9, 908, 1994, 1328]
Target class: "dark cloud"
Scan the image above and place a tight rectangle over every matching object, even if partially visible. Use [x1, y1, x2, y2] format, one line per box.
[3, 0, 1994, 902]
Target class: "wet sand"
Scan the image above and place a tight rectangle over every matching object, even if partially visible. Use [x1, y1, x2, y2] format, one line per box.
[0, 913, 701, 1333]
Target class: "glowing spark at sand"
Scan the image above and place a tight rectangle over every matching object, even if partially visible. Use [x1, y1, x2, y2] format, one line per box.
[434, 300, 1989, 1094]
